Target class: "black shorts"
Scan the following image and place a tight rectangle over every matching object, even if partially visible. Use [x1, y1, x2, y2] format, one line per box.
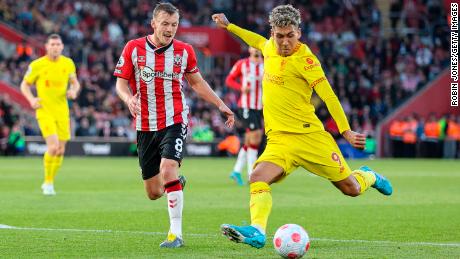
[236, 108, 263, 131]
[137, 123, 187, 180]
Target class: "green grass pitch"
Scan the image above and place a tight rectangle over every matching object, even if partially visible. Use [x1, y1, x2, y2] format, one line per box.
[1, 157, 459, 258]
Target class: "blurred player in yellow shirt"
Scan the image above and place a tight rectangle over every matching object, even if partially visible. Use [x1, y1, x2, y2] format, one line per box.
[213, 5, 393, 248]
[20, 34, 81, 196]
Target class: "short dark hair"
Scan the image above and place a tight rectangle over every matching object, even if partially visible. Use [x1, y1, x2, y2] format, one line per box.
[153, 2, 179, 18]
[46, 34, 62, 43]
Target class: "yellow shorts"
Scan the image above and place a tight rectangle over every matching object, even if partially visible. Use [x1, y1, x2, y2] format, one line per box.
[255, 130, 351, 182]
[37, 116, 71, 141]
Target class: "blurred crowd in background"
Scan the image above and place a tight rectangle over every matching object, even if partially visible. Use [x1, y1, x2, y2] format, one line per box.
[0, 0, 453, 156]
[388, 113, 460, 158]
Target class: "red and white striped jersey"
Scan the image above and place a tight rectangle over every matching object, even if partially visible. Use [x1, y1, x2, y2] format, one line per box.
[225, 58, 263, 110]
[114, 37, 199, 131]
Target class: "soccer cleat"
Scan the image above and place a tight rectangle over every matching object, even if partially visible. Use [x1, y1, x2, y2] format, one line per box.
[229, 171, 244, 186]
[221, 224, 266, 248]
[178, 175, 187, 190]
[360, 166, 393, 196]
[41, 183, 56, 196]
[159, 232, 184, 248]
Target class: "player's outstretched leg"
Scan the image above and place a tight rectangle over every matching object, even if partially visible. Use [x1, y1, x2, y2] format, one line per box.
[221, 181, 272, 248]
[221, 224, 266, 248]
[359, 166, 393, 195]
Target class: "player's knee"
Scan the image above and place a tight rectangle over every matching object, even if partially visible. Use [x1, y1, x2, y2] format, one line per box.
[341, 185, 361, 197]
[249, 138, 261, 147]
[57, 147, 65, 156]
[160, 160, 178, 175]
[249, 170, 264, 183]
[47, 145, 59, 156]
[147, 189, 163, 200]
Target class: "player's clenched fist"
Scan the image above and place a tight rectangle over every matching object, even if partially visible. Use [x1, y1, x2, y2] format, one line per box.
[212, 13, 229, 28]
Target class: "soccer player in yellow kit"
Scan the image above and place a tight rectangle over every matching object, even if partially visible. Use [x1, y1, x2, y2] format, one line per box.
[213, 5, 393, 248]
[20, 34, 81, 196]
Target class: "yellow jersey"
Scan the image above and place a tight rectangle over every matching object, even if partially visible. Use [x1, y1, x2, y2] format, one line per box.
[23, 55, 76, 119]
[228, 24, 350, 134]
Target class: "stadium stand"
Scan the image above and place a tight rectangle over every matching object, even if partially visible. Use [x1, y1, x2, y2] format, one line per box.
[0, 0, 452, 156]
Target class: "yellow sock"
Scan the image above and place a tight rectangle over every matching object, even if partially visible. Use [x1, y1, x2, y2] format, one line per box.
[249, 182, 272, 232]
[43, 152, 54, 184]
[352, 170, 376, 193]
[50, 155, 64, 180]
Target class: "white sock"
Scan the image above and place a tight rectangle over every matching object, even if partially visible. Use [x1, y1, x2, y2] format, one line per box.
[247, 147, 258, 179]
[233, 147, 247, 173]
[167, 190, 183, 238]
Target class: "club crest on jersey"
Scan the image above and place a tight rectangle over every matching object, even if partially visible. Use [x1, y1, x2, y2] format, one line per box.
[138, 56, 145, 63]
[280, 59, 287, 71]
[174, 54, 182, 67]
[116, 56, 125, 67]
[141, 66, 155, 82]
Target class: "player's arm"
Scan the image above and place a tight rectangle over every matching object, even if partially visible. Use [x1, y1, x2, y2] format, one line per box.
[114, 40, 137, 117]
[116, 77, 139, 118]
[185, 72, 234, 128]
[299, 56, 365, 149]
[225, 60, 243, 91]
[67, 75, 81, 100]
[20, 63, 40, 109]
[67, 59, 81, 100]
[212, 13, 267, 51]
[20, 80, 40, 109]
[315, 80, 366, 149]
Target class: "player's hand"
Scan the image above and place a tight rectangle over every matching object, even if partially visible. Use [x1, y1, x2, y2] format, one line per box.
[29, 97, 41, 109]
[342, 130, 366, 150]
[212, 13, 230, 28]
[67, 89, 78, 100]
[126, 93, 140, 118]
[219, 104, 234, 128]
[241, 85, 251, 93]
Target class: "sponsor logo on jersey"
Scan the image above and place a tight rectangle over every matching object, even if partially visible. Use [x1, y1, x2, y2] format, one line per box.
[263, 72, 284, 85]
[304, 63, 320, 71]
[280, 59, 287, 71]
[141, 66, 181, 83]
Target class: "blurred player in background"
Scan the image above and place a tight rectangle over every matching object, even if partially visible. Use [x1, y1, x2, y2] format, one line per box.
[213, 4, 393, 249]
[20, 34, 81, 196]
[226, 47, 264, 186]
[114, 2, 234, 248]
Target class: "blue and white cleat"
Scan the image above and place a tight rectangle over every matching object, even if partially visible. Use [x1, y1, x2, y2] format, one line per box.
[159, 232, 184, 248]
[221, 224, 266, 248]
[360, 166, 393, 196]
[229, 171, 244, 186]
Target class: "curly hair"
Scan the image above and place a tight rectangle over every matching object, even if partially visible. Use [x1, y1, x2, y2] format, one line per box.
[268, 4, 301, 28]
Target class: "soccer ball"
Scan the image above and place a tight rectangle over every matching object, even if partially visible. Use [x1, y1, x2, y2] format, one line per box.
[273, 224, 310, 259]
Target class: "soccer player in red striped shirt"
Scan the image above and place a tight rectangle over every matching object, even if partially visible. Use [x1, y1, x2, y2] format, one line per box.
[114, 2, 234, 248]
[226, 47, 264, 185]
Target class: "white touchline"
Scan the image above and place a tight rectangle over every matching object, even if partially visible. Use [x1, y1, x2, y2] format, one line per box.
[1, 224, 460, 248]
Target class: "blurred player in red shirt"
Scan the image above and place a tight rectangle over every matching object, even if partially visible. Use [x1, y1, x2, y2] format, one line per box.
[226, 47, 264, 185]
